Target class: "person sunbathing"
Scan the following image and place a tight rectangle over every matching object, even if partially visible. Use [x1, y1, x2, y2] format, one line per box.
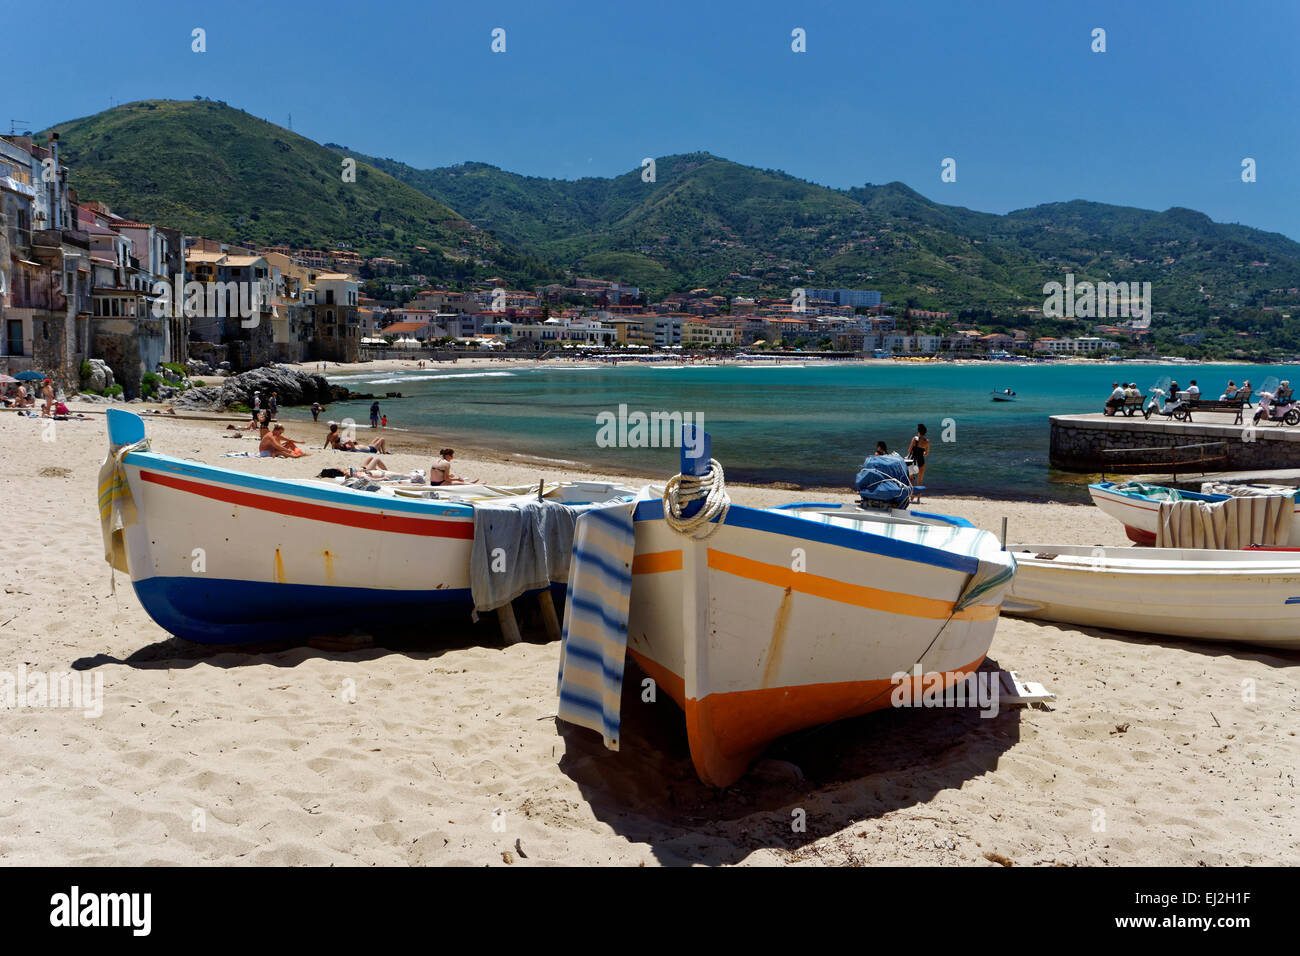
[260, 425, 309, 458]
[429, 448, 476, 485]
[323, 423, 388, 453]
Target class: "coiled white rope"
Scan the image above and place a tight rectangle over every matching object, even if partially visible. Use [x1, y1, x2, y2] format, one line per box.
[663, 459, 731, 539]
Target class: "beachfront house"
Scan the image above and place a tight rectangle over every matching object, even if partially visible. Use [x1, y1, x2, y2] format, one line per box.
[0, 133, 94, 393]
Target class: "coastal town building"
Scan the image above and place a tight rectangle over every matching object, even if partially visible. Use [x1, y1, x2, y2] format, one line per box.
[0, 133, 94, 393]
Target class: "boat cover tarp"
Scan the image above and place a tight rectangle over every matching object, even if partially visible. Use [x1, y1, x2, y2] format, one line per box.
[1201, 482, 1297, 499]
[1114, 481, 1183, 501]
[1156, 494, 1294, 549]
[855, 453, 912, 509]
[470, 497, 626, 612]
[555, 490, 653, 751]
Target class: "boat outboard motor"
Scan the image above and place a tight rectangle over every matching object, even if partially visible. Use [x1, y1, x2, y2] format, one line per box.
[855, 453, 912, 510]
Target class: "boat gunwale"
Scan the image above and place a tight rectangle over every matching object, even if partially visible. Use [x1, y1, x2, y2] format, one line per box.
[635, 500, 1001, 575]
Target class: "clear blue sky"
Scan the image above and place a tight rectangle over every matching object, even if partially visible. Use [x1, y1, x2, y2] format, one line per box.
[13, 0, 1299, 239]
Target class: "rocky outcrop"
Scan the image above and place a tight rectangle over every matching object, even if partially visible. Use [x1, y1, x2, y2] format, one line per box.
[167, 366, 347, 410]
[217, 366, 344, 407]
[82, 359, 115, 393]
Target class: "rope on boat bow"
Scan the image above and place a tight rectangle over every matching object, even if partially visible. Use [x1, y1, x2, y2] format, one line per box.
[662, 458, 731, 539]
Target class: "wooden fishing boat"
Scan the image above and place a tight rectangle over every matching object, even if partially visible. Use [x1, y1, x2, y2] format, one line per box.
[98, 409, 638, 644]
[1002, 543, 1300, 649]
[610, 432, 1017, 786]
[1089, 480, 1300, 546]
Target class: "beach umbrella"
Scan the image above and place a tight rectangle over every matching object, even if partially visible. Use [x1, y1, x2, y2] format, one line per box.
[0, 373, 17, 383]
[13, 370, 47, 381]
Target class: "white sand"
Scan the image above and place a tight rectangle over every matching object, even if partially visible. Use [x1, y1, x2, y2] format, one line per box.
[0, 404, 1295, 866]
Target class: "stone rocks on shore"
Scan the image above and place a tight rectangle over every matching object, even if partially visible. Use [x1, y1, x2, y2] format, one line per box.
[170, 366, 348, 411]
[82, 359, 115, 393]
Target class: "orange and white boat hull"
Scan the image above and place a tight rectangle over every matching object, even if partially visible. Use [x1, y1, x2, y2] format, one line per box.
[627, 502, 1014, 786]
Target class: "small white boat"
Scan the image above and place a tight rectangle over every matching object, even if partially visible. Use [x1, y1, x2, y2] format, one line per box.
[1089, 480, 1300, 547]
[990, 388, 1017, 402]
[1003, 543, 1300, 649]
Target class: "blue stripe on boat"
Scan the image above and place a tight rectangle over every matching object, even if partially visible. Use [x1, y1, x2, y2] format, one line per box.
[131, 576, 475, 644]
[635, 502, 980, 574]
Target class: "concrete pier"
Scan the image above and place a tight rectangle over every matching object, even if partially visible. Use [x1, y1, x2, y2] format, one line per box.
[1049, 411, 1300, 473]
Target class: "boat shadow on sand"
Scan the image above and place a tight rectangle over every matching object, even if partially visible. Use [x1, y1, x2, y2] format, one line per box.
[556, 658, 1028, 867]
[68, 609, 530, 673]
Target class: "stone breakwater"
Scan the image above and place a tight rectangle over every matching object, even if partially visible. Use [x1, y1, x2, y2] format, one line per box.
[1050, 413, 1300, 472]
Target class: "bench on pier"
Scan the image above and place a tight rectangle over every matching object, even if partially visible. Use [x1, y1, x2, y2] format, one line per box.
[1170, 398, 1247, 425]
[1107, 395, 1149, 418]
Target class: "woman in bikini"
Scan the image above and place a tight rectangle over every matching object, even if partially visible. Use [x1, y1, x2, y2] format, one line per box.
[906, 423, 930, 485]
[428, 448, 475, 486]
[323, 423, 389, 454]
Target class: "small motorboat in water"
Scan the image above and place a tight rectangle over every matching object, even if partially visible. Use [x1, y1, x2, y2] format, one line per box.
[991, 388, 1017, 402]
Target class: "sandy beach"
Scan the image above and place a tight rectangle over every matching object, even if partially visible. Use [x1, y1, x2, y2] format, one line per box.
[1, 402, 1295, 866]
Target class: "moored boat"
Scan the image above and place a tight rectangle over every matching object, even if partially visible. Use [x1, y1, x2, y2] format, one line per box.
[558, 429, 1017, 786]
[1089, 480, 1300, 546]
[990, 388, 1017, 402]
[98, 409, 639, 644]
[1002, 543, 1300, 649]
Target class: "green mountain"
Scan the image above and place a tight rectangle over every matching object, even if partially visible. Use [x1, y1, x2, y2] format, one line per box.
[43, 100, 558, 285]
[341, 149, 1300, 321]
[43, 100, 1300, 355]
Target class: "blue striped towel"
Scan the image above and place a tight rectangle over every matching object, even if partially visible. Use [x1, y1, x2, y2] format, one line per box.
[555, 492, 647, 751]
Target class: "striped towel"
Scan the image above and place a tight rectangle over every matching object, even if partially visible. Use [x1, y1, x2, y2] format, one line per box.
[97, 438, 148, 577]
[555, 491, 648, 751]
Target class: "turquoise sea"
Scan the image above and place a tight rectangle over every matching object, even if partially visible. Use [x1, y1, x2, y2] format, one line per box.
[295, 362, 1300, 502]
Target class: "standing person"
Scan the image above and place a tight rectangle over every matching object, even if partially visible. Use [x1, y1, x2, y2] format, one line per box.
[311, 401, 322, 422]
[381, 414, 387, 430]
[906, 423, 930, 485]
[268, 391, 279, 420]
[41, 379, 55, 417]
[369, 401, 380, 430]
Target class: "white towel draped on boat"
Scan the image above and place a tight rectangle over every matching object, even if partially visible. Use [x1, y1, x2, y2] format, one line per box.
[555, 492, 649, 751]
[1156, 494, 1294, 549]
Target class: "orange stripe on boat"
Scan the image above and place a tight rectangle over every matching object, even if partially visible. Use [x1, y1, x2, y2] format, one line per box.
[686, 654, 988, 787]
[705, 549, 998, 622]
[140, 471, 474, 539]
[631, 550, 682, 575]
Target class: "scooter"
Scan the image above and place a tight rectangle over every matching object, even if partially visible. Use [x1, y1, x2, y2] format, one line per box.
[1253, 390, 1300, 426]
[1142, 387, 1190, 420]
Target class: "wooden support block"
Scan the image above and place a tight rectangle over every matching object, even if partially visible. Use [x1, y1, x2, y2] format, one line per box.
[497, 602, 522, 645]
[537, 589, 562, 643]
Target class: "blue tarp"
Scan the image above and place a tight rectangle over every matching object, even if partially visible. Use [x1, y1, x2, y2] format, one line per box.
[855, 453, 912, 509]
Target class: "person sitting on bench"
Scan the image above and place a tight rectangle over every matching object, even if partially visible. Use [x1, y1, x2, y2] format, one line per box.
[1104, 382, 1125, 415]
